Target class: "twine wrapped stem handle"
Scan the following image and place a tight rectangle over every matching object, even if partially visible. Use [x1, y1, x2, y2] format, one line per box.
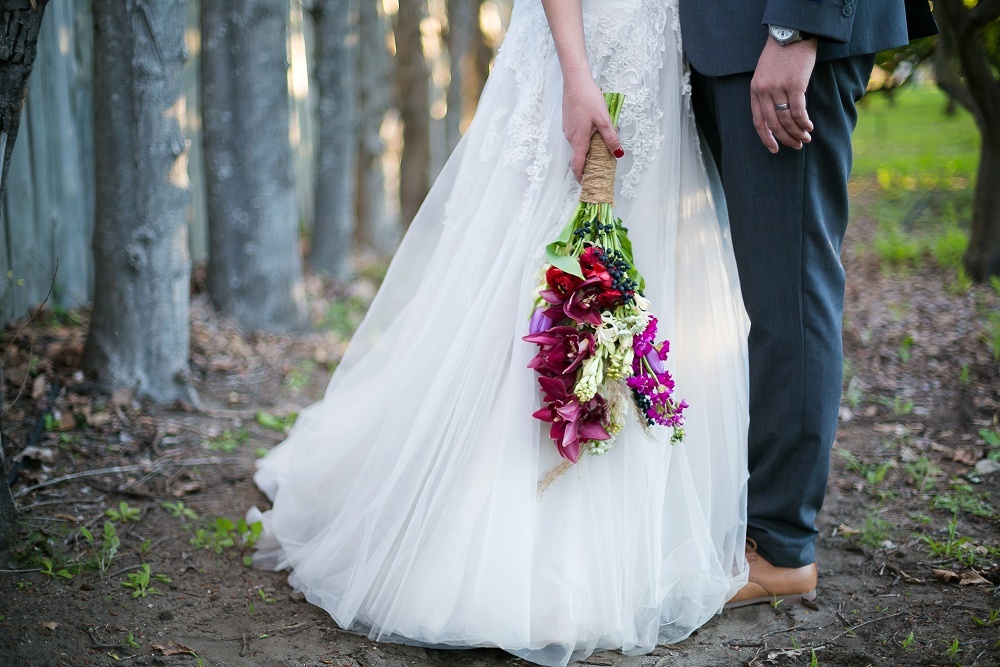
[579, 92, 624, 205]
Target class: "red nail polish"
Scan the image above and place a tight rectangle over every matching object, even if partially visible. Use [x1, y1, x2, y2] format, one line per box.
[613, 147, 624, 158]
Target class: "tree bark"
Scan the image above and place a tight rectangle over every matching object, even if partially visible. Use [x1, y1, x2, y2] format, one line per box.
[308, 0, 358, 280]
[201, 0, 309, 332]
[445, 0, 490, 152]
[355, 0, 396, 254]
[932, 0, 1000, 279]
[0, 0, 49, 207]
[83, 0, 197, 405]
[393, 0, 431, 228]
[0, 0, 49, 550]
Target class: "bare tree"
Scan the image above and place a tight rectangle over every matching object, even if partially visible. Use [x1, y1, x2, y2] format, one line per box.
[393, 0, 431, 228]
[308, 0, 358, 280]
[0, 0, 50, 550]
[933, 1, 1000, 279]
[83, 0, 196, 406]
[201, 0, 309, 332]
[355, 0, 396, 254]
[445, 0, 491, 152]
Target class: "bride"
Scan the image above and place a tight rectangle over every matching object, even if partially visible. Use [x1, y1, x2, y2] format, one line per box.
[249, 1, 750, 665]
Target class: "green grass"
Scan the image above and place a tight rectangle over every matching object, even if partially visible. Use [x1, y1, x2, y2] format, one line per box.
[853, 85, 980, 272]
[854, 85, 980, 183]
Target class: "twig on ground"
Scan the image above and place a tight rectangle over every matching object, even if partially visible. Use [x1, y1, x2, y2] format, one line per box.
[760, 623, 821, 639]
[85, 627, 120, 650]
[14, 457, 242, 498]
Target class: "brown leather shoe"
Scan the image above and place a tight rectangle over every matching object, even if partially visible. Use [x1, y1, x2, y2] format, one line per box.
[725, 538, 818, 609]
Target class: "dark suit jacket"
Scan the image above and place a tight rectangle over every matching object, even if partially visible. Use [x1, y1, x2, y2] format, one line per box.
[680, 0, 937, 77]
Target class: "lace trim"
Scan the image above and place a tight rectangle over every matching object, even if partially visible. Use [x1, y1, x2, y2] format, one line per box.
[492, 0, 681, 201]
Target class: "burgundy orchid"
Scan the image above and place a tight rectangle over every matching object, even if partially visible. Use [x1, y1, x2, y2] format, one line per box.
[523, 326, 597, 376]
[532, 377, 610, 463]
[561, 276, 606, 326]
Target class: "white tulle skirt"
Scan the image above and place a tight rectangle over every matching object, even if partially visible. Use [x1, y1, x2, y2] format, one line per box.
[250, 2, 750, 665]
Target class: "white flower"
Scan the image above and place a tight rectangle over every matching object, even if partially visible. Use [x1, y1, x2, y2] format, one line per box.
[634, 293, 651, 312]
[574, 355, 604, 402]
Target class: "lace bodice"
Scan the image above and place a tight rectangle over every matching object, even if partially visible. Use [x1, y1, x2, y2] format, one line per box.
[491, 0, 683, 200]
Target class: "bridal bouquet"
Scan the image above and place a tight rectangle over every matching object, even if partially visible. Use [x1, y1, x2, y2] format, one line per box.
[524, 92, 686, 465]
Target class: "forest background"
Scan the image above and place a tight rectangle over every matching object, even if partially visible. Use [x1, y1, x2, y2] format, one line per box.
[1, 1, 1000, 666]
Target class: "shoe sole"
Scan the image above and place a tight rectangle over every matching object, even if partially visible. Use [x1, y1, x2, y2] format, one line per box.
[724, 589, 817, 610]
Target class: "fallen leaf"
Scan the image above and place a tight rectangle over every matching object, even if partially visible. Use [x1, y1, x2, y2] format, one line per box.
[952, 448, 982, 466]
[41, 622, 59, 631]
[837, 524, 860, 538]
[58, 411, 75, 430]
[31, 374, 47, 400]
[170, 481, 204, 497]
[151, 640, 195, 656]
[87, 411, 114, 427]
[933, 568, 960, 584]
[958, 571, 991, 586]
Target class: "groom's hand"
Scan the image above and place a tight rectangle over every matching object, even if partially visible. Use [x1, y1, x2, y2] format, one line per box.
[750, 37, 818, 153]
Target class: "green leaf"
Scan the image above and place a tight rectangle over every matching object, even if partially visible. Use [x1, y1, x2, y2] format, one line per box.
[546, 243, 584, 279]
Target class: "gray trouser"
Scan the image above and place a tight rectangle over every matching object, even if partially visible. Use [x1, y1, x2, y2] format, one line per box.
[690, 54, 875, 568]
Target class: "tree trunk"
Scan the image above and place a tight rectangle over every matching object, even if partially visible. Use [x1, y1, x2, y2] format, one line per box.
[355, 0, 396, 254]
[963, 136, 1000, 279]
[308, 0, 358, 280]
[932, 0, 1000, 279]
[0, 0, 49, 550]
[83, 0, 196, 405]
[0, 0, 49, 207]
[201, 0, 309, 332]
[393, 0, 430, 228]
[444, 0, 475, 153]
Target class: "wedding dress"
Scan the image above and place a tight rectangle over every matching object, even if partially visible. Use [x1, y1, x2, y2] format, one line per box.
[249, 1, 750, 665]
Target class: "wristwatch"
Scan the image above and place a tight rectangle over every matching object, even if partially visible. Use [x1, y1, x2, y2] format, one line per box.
[768, 24, 805, 46]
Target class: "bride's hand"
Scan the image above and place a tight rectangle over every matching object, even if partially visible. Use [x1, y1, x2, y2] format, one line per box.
[561, 69, 624, 183]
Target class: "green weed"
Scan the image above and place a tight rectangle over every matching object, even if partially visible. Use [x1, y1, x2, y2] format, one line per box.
[898, 334, 914, 363]
[903, 456, 941, 492]
[161, 501, 199, 521]
[203, 428, 249, 453]
[105, 501, 140, 523]
[256, 411, 297, 434]
[79, 521, 120, 575]
[901, 631, 915, 650]
[932, 483, 994, 519]
[39, 558, 74, 580]
[121, 564, 170, 598]
[972, 609, 1000, 628]
[859, 512, 893, 551]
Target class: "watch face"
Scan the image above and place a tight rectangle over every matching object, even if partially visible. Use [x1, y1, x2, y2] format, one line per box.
[771, 26, 796, 42]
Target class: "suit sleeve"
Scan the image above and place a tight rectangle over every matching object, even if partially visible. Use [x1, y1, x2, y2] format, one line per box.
[761, 0, 857, 44]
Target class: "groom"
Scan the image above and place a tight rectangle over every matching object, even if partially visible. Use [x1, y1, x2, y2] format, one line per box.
[679, 1, 936, 605]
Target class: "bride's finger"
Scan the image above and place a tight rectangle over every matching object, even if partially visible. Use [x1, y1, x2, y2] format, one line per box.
[570, 133, 590, 182]
[594, 114, 624, 158]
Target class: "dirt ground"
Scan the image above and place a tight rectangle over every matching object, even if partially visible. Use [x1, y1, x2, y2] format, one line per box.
[2, 202, 999, 667]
